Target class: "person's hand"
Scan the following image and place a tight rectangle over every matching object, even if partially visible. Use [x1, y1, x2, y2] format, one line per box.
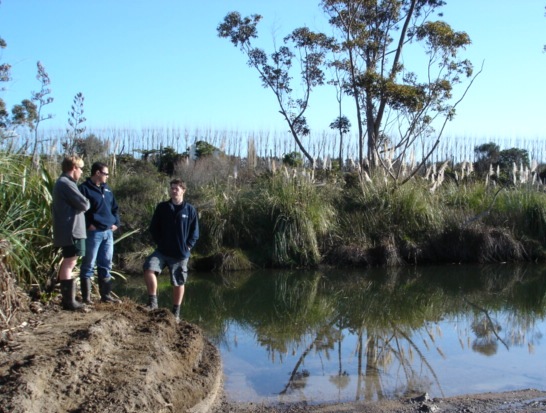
[88, 224, 97, 231]
[111, 225, 118, 231]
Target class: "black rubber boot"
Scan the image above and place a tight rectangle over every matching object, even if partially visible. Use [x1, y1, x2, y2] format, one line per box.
[80, 277, 94, 304]
[98, 277, 121, 304]
[60, 279, 83, 311]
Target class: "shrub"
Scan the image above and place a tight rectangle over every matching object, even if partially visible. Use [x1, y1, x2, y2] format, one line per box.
[109, 160, 169, 254]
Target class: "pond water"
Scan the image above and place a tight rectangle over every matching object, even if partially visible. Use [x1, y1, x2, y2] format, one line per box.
[120, 263, 546, 405]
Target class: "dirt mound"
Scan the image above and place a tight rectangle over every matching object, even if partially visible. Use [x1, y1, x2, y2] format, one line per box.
[0, 300, 222, 413]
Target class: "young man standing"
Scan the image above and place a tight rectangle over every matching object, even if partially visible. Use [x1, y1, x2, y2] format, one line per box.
[143, 179, 199, 322]
[52, 155, 90, 310]
[79, 162, 121, 304]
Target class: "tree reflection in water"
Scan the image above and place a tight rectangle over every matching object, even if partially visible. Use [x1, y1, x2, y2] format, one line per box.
[172, 264, 546, 403]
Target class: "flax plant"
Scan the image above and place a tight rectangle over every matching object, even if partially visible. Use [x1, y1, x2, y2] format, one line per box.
[0, 152, 56, 285]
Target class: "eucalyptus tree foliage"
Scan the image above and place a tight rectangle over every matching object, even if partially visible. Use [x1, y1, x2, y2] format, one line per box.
[218, 1, 477, 183]
[218, 12, 334, 166]
[322, 0, 475, 181]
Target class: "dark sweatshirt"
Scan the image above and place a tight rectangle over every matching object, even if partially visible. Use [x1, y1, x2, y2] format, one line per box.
[149, 200, 199, 259]
[79, 178, 120, 231]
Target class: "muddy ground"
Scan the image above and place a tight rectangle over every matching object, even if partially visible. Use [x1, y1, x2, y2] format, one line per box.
[1, 294, 546, 413]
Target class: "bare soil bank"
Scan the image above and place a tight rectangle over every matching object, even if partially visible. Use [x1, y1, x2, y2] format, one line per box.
[0, 299, 221, 413]
[2, 296, 546, 413]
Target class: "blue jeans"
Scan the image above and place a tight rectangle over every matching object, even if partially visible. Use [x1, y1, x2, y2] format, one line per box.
[80, 229, 114, 281]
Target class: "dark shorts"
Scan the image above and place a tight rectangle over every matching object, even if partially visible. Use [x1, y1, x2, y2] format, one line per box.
[143, 250, 189, 287]
[61, 238, 86, 258]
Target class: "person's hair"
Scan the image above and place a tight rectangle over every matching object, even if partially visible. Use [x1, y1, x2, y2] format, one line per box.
[91, 161, 107, 176]
[170, 179, 186, 190]
[61, 155, 84, 173]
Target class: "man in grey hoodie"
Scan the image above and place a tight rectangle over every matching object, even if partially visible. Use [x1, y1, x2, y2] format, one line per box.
[52, 155, 90, 310]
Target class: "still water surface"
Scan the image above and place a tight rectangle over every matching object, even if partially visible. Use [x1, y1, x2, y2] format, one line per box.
[122, 263, 546, 404]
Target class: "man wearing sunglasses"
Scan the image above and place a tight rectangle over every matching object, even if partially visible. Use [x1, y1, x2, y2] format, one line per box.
[79, 161, 121, 304]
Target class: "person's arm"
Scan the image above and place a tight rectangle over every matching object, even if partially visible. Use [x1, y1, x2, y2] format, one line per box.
[111, 193, 120, 230]
[186, 207, 199, 250]
[66, 180, 90, 212]
[149, 204, 161, 245]
[79, 182, 94, 229]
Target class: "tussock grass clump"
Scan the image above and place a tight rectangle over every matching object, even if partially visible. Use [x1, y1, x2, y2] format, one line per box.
[337, 174, 445, 249]
[192, 164, 546, 269]
[197, 168, 337, 268]
[323, 244, 370, 267]
[331, 173, 546, 266]
[254, 171, 337, 267]
[489, 189, 546, 242]
[116, 249, 153, 275]
[194, 181, 245, 253]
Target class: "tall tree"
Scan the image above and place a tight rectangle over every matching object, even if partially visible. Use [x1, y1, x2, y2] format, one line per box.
[219, 2, 476, 180]
[322, 0, 474, 179]
[328, 58, 351, 168]
[498, 148, 529, 171]
[474, 142, 500, 176]
[218, 12, 334, 166]
[330, 115, 351, 167]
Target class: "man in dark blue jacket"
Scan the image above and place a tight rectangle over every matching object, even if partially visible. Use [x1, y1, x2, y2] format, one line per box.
[143, 179, 199, 322]
[79, 162, 121, 304]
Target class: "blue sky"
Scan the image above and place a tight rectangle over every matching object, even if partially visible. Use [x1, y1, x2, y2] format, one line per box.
[0, 0, 545, 140]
